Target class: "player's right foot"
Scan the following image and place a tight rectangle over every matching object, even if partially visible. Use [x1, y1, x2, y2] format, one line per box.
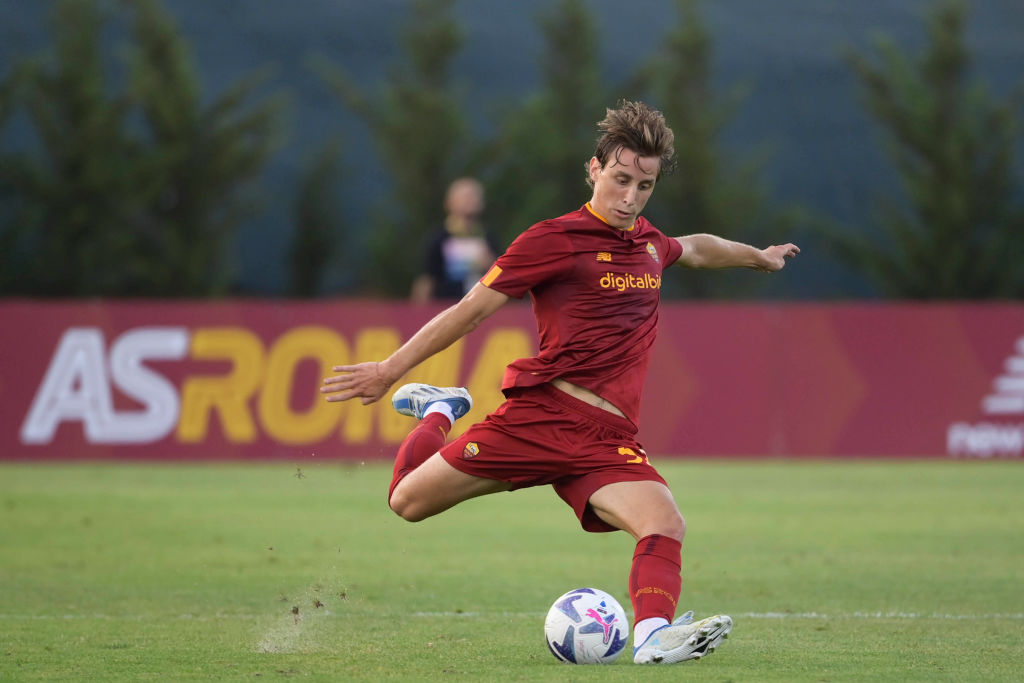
[391, 383, 473, 421]
[632, 613, 732, 664]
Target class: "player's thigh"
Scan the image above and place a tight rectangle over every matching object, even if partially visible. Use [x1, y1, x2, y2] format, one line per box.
[588, 480, 685, 541]
[389, 452, 511, 522]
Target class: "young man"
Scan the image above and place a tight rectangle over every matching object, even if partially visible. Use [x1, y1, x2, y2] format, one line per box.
[322, 100, 799, 665]
[409, 177, 501, 303]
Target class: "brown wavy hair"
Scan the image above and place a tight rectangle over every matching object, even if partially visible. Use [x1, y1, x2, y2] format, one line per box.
[586, 100, 677, 187]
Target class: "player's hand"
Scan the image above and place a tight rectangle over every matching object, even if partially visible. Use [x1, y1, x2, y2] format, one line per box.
[321, 361, 394, 405]
[754, 243, 800, 272]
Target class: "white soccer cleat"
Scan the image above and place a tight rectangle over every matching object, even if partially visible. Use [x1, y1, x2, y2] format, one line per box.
[633, 612, 732, 664]
[391, 383, 473, 421]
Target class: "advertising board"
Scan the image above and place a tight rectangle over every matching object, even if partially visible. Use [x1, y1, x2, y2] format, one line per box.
[1, 301, 1020, 459]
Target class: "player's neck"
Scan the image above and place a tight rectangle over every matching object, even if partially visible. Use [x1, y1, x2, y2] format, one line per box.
[584, 202, 635, 232]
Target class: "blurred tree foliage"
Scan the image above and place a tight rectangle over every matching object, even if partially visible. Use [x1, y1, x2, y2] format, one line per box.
[0, 0, 283, 296]
[483, 0, 610, 247]
[1, 0, 1019, 300]
[312, 0, 473, 297]
[637, 0, 797, 299]
[826, 0, 1023, 298]
[126, 0, 285, 296]
[0, 0, 141, 295]
[288, 138, 343, 297]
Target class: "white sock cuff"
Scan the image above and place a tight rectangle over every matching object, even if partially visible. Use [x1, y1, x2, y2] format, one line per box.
[633, 617, 670, 646]
[423, 402, 455, 427]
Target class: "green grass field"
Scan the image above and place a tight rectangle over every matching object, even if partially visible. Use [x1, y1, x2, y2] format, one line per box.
[2, 460, 1022, 681]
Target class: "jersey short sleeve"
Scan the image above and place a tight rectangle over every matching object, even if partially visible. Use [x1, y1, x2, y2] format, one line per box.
[480, 221, 574, 299]
[640, 226, 682, 269]
[661, 231, 683, 269]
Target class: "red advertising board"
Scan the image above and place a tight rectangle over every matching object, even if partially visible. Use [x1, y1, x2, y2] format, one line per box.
[1, 300, 1021, 460]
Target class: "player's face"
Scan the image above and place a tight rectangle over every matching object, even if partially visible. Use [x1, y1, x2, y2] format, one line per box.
[588, 147, 659, 229]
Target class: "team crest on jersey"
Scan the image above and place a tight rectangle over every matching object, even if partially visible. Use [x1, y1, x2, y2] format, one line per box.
[645, 242, 659, 262]
[462, 442, 480, 459]
[596, 251, 612, 262]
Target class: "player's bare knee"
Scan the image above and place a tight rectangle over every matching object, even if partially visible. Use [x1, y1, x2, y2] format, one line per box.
[649, 510, 685, 542]
[388, 490, 427, 523]
[663, 513, 686, 542]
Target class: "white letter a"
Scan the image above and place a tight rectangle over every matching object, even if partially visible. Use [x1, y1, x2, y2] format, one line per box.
[20, 328, 114, 444]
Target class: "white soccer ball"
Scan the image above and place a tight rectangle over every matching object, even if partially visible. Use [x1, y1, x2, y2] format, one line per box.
[543, 587, 630, 664]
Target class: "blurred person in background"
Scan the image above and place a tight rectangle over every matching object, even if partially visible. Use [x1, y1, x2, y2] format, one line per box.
[410, 177, 501, 302]
[324, 100, 799, 665]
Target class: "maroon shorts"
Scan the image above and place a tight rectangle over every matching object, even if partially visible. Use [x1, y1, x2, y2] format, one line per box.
[440, 383, 667, 533]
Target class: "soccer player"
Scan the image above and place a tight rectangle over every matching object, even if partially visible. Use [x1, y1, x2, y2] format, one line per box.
[322, 100, 799, 664]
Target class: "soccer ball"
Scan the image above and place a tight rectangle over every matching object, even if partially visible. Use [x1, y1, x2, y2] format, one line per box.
[543, 587, 629, 664]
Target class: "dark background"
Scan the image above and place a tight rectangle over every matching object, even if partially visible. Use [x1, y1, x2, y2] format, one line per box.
[1, 0, 1021, 298]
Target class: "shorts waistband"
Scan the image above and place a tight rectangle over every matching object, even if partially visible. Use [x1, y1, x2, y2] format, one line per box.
[510, 383, 638, 436]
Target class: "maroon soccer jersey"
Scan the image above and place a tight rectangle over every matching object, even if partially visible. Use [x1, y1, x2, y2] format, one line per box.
[480, 204, 682, 427]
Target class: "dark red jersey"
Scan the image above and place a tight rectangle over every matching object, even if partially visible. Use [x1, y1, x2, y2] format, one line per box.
[480, 204, 682, 428]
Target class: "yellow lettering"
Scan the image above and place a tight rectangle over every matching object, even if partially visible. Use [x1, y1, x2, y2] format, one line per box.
[259, 326, 348, 445]
[178, 327, 265, 443]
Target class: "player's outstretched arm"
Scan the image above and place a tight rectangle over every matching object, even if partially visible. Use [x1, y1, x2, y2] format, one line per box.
[674, 234, 799, 272]
[320, 283, 509, 405]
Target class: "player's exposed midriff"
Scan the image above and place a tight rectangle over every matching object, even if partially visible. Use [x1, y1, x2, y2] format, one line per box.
[550, 378, 627, 419]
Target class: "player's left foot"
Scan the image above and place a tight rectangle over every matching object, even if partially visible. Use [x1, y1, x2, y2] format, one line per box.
[632, 612, 732, 664]
[391, 383, 473, 421]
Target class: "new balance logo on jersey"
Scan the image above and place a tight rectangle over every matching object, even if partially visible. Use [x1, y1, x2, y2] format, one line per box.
[599, 272, 662, 292]
[596, 252, 612, 262]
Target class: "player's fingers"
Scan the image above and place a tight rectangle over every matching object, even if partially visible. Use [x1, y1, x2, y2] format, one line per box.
[324, 388, 364, 403]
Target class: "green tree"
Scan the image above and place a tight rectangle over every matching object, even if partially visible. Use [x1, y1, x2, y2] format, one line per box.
[126, 0, 285, 296]
[0, 0, 283, 297]
[313, 0, 471, 296]
[638, 0, 796, 299]
[833, 0, 1023, 298]
[288, 139, 343, 297]
[0, 0, 145, 295]
[484, 0, 609, 245]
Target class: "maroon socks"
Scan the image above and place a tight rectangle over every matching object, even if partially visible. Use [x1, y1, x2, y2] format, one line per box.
[387, 412, 451, 503]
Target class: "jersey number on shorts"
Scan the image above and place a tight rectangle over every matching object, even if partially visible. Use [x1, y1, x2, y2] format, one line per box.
[619, 446, 649, 465]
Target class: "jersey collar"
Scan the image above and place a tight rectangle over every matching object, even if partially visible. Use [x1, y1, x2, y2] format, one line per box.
[585, 203, 636, 232]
